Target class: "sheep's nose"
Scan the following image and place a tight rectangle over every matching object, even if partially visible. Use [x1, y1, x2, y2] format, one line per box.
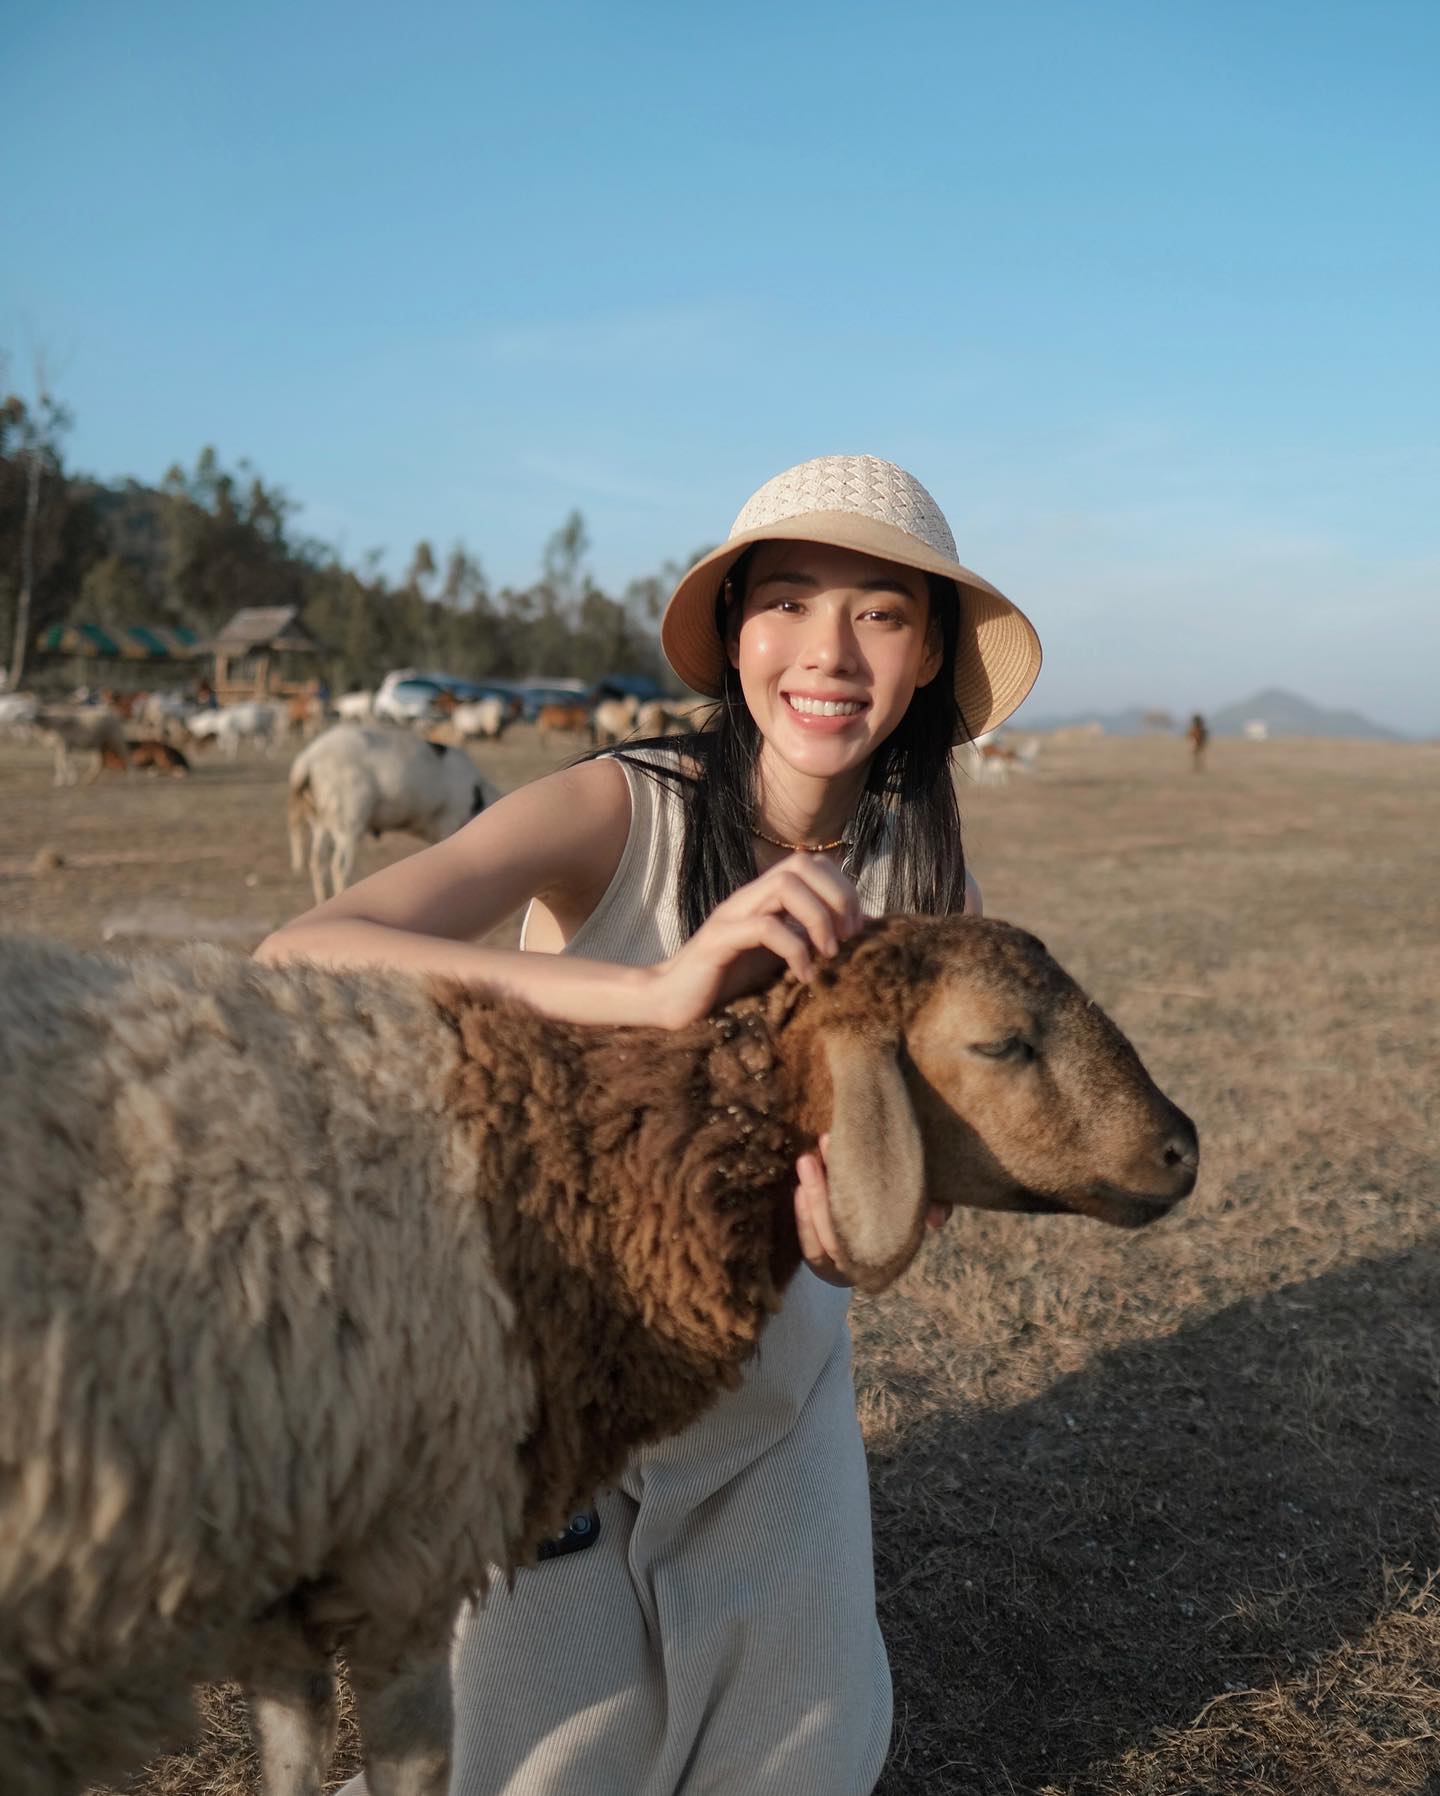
[1159, 1115, 1200, 1194]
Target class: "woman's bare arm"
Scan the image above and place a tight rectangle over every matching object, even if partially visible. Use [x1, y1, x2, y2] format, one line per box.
[255, 759, 666, 1025]
[256, 757, 864, 1030]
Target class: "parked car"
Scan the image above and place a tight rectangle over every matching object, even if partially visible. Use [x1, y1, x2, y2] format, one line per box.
[513, 680, 592, 723]
[373, 670, 520, 724]
[591, 672, 667, 705]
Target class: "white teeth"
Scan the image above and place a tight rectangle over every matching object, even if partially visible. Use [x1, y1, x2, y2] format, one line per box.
[788, 696, 863, 717]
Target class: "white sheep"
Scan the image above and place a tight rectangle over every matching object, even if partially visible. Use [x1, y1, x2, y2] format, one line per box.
[219, 700, 285, 759]
[0, 691, 39, 734]
[134, 691, 192, 731]
[183, 701, 283, 759]
[335, 690, 376, 722]
[449, 696, 508, 741]
[287, 722, 498, 902]
[592, 694, 639, 745]
[0, 915, 1198, 1796]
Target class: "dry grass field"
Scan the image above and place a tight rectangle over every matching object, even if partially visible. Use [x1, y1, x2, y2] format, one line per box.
[1, 726, 1436, 1795]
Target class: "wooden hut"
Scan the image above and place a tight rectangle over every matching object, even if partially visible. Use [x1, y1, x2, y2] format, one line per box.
[210, 607, 323, 701]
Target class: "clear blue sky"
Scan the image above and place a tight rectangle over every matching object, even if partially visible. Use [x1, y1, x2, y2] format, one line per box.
[4, 0, 1437, 731]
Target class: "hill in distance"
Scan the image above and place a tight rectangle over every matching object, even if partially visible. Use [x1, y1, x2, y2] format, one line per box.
[1207, 689, 1405, 741]
[1022, 687, 1405, 742]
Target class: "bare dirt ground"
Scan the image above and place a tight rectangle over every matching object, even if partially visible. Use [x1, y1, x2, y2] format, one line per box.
[3, 728, 1437, 1795]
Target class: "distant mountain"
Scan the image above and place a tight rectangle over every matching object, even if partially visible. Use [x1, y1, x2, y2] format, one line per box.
[1021, 688, 1403, 742]
[1207, 689, 1404, 741]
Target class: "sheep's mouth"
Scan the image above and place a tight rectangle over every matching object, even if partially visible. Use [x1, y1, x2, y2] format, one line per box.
[1064, 1183, 1188, 1229]
[1003, 1184, 1186, 1229]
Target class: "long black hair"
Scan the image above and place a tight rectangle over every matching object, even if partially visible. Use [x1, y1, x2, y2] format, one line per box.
[606, 550, 970, 938]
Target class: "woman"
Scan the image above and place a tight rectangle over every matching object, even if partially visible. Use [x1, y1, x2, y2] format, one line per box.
[259, 454, 1041, 1795]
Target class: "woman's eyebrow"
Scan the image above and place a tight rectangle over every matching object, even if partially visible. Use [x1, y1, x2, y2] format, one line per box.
[751, 571, 919, 599]
[856, 577, 920, 599]
[751, 570, 818, 591]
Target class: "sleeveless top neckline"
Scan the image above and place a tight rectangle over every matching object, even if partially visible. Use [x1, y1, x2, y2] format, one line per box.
[520, 745, 895, 961]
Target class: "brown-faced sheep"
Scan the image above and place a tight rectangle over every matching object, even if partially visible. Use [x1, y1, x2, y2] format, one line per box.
[0, 916, 1197, 1796]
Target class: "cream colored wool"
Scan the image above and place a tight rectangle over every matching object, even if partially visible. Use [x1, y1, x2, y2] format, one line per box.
[0, 940, 536, 1796]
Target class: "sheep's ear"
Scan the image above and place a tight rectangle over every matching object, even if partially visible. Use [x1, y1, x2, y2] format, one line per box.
[821, 1030, 927, 1292]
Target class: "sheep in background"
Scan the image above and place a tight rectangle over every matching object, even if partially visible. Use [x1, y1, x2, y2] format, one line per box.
[334, 690, 375, 722]
[592, 694, 638, 745]
[635, 698, 677, 736]
[287, 722, 499, 902]
[31, 705, 129, 786]
[95, 738, 189, 778]
[0, 915, 1197, 1796]
[285, 690, 328, 741]
[215, 700, 284, 759]
[183, 702, 283, 760]
[668, 695, 716, 729]
[134, 691, 198, 745]
[535, 701, 592, 743]
[0, 692, 40, 735]
[955, 733, 1039, 789]
[128, 738, 192, 777]
[450, 696, 508, 742]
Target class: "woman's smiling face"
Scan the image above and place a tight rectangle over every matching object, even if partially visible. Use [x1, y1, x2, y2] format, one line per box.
[729, 541, 943, 781]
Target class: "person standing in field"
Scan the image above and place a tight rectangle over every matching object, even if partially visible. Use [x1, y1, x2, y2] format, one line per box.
[258, 454, 1042, 1795]
[1187, 712, 1209, 771]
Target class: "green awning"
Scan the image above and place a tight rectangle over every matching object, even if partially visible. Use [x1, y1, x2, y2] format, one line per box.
[39, 622, 203, 660]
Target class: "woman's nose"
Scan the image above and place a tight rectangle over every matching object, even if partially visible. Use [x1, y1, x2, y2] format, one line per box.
[800, 616, 857, 673]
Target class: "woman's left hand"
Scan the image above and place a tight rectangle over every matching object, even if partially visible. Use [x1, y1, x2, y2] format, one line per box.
[794, 1135, 954, 1287]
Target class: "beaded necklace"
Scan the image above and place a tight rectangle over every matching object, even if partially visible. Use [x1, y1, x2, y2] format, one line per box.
[749, 823, 849, 854]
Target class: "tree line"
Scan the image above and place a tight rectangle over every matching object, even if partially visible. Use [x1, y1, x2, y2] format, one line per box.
[1, 370, 698, 695]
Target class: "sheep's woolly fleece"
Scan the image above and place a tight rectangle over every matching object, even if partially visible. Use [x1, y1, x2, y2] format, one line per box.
[0, 940, 533, 1787]
[0, 931, 837, 1787]
[0, 917, 1195, 1794]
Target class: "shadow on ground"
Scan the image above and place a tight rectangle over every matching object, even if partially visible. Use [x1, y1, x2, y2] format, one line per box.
[868, 1239, 1440, 1794]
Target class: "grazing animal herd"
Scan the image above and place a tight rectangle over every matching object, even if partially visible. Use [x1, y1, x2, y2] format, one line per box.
[0, 686, 713, 789]
[1, 687, 1048, 818]
[0, 915, 1198, 1796]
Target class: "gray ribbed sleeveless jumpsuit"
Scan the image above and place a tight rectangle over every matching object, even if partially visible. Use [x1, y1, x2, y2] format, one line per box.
[345, 746, 894, 1795]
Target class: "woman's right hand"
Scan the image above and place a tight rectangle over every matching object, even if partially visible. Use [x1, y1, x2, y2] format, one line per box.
[647, 852, 867, 1030]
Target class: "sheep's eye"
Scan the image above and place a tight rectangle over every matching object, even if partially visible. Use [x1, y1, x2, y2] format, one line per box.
[971, 1036, 1034, 1062]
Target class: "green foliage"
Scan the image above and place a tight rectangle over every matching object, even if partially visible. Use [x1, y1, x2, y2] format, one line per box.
[0, 384, 103, 679]
[159, 448, 307, 626]
[0, 373, 681, 691]
[78, 553, 154, 629]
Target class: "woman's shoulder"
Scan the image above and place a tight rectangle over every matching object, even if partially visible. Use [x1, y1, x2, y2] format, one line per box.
[476, 754, 634, 890]
[507, 751, 633, 823]
[602, 739, 705, 810]
[604, 739, 698, 779]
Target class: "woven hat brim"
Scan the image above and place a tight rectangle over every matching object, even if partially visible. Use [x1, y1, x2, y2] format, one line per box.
[660, 511, 1042, 741]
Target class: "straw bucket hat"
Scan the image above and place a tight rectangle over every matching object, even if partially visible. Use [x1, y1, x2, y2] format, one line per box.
[661, 454, 1042, 740]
